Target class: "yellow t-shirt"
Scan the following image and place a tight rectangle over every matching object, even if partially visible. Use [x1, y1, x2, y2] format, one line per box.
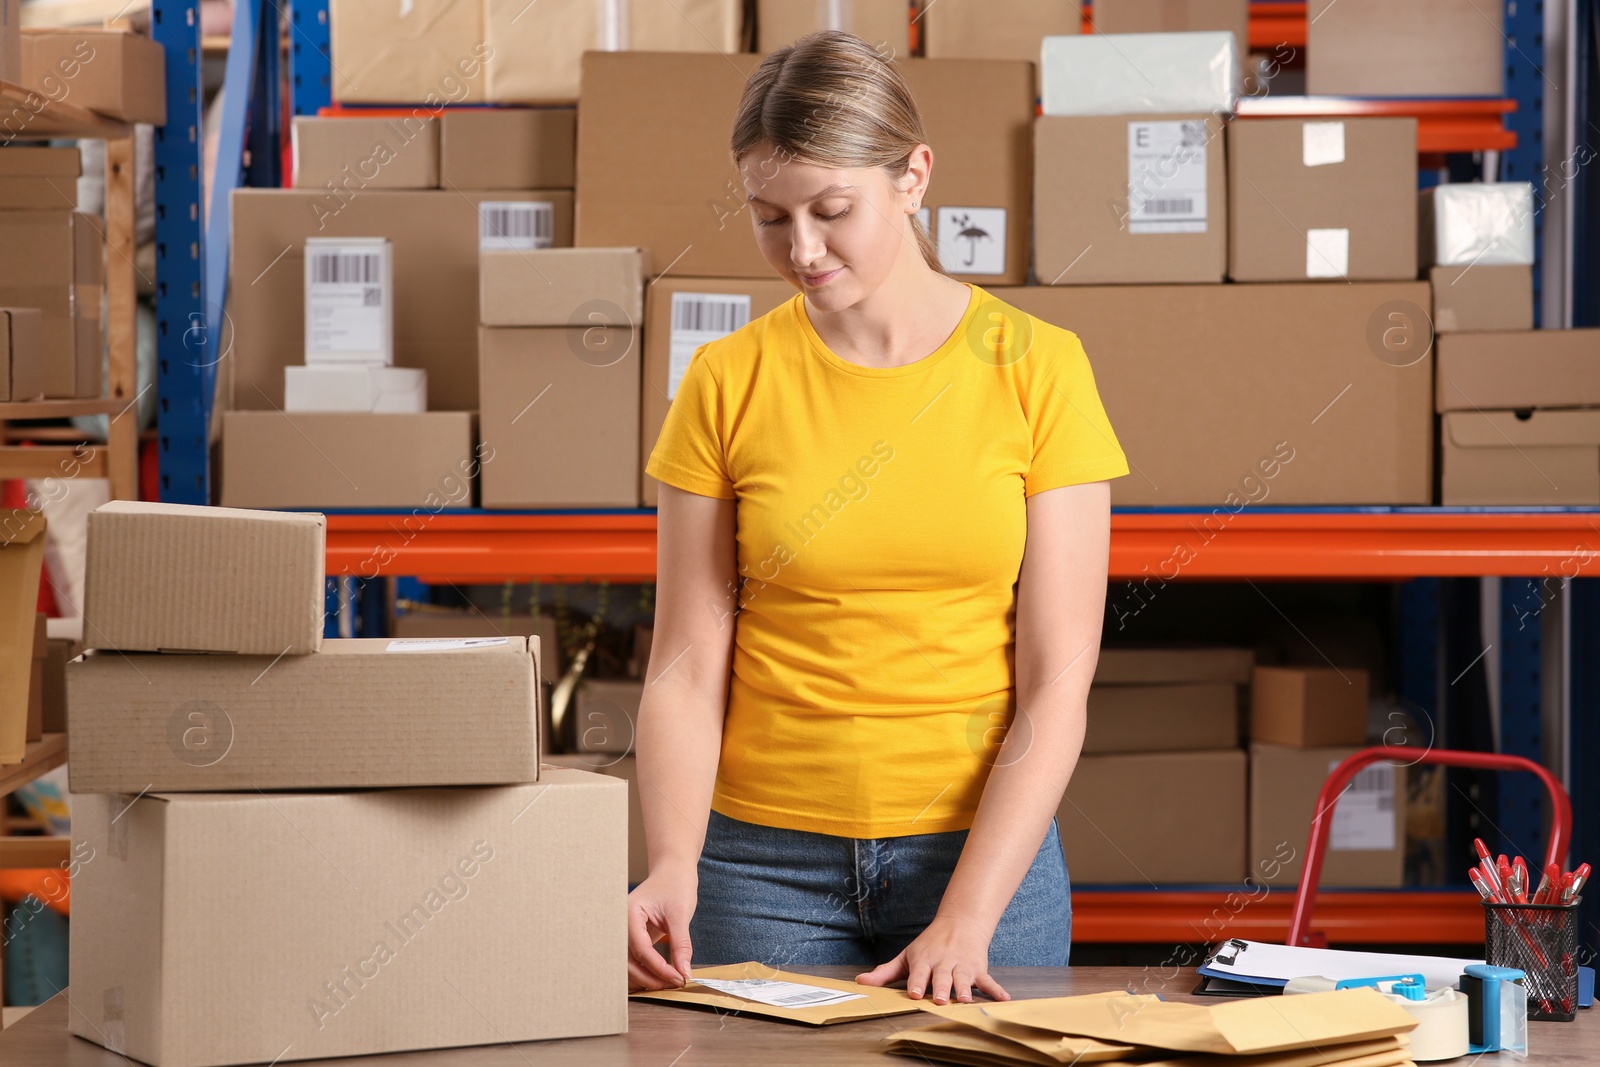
[645, 282, 1130, 838]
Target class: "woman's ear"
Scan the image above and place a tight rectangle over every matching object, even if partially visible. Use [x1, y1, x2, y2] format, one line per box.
[902, 143, 934, 212]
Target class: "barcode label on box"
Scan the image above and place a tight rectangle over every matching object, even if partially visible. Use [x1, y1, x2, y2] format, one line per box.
[311, 252, 382, 285]
[385, 637, 510, 652]
[1329, 760, 1396, 851]
[693, 977, 865, 1009]
[1127, 120, 1208, 235]
[668, 292, 750, 399]
[479, 201, 554, 251]
[306, 242, 389, 361]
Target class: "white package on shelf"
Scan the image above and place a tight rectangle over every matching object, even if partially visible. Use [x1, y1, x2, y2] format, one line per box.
[1421, 182, 1536, 267]
[284, 364, 427, 413]
[1040, 32, 1238, 117]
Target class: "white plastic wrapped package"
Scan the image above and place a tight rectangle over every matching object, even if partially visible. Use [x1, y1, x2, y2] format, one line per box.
[1421, 182, 1536, 267]
[1040, 32, 1238, 117]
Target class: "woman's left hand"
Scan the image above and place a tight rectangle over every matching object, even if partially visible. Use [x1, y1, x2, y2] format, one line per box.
[854, 913, 1011, 1005]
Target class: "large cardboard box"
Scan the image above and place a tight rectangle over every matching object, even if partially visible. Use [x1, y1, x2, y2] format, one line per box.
[440, 108, 576, 189]
[1441, 409, 1600, 506]
[1083, 683, 1239, 754]
[1228, 118, 1418, 282]
[20, 29, 166, 124]
[1249, 742, 1406, 888]
[924, 0, 1081, 64]
[1430, 265, 1533, 333]
[570, 678, 642, 754]
[329, 0, 491, 104]
[480, 247, 648, 327]
[1058, 749, 1246, 884]
[0, 306, 44, 401]
[291, 116, 440, 190]
[1307, 0, 1503, 97]
[67, 637, 542, 792]
[82, 501, 325, 655]
[576, 53, 1034, 284]
[0, 146, 80, 209]
[69, 771, 628, 1066]
[1095, 646, 1256, 685]
[997, 283, 1434, 505]
[0, 210, 103, 399]
[757, 0, 909, 55]
[1092, 0, 1249, 69]
[1435, 329, 1600, 412]
[544, 753, 646, 884]
[229, 189, 573, 412]
[641, 276, 795, 506]
[0, 508, 46, 764]
[1035, 114, 1225, 285]
[1250, 665, 1369, 747]
[221, 411, 481, 509]
[477, 325, 640, 507]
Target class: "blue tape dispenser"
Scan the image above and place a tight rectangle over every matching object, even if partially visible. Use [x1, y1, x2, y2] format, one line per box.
[1460, 963, 1529, 1055]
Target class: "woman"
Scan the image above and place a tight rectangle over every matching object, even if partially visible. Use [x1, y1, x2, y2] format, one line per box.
[627, 31, 1129, 1007]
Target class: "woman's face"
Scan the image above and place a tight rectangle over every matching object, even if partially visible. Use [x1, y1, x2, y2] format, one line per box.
[739, 146, 917, 312]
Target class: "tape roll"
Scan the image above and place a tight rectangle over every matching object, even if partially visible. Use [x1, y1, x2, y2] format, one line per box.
[1384, 987, 1469, 1062]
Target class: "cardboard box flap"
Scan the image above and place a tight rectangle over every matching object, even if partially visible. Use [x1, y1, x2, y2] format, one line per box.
[1444, 409, 1600, 449]
[631, 962, 924, 1025]
[1, 507, 46, 547]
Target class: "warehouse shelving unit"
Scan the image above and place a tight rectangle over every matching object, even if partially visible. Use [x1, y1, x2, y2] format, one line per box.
[151, 0, 1599, 946]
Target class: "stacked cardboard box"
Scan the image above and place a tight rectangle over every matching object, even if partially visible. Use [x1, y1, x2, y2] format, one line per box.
[0, 507, 46, 764]
[1422, 183, 1536, 334]
[67, 501, 625, 1064]
[18, 28, 166, 123]
[1306, 0, 1504, 98]
[0, 0, 17, 83]
[756, 0, 909, 55]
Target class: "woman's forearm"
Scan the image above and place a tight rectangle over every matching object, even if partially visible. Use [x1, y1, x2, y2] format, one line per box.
[635, 672, 726, 877]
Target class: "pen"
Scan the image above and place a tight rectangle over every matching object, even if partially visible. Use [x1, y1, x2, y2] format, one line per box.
[1511, 857, 1528, 903]
[1469, 868, 1496, 902]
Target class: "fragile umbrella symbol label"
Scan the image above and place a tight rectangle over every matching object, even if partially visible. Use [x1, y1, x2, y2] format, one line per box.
[936, 206, 1008, 275]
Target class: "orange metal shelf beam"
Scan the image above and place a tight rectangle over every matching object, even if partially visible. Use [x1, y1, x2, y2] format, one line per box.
[323, 510, 1600, 583]
[1234, 96, 1518, 154]
[1072, 889, 1483, 945]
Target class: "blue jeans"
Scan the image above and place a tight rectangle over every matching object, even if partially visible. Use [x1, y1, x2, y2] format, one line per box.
[689, 809, 1071, 968]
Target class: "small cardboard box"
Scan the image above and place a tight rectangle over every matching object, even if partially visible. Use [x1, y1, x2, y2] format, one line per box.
[1083, 683, 1239, 754]
[1430, 265, 1534, 333]
[0, 508, 46, 765]
[284, 364, 427, 413]
[544, 753, 646, 884]
[923, 0, 1081, 64]
[1095, 646, 1256, 685]
[1035, 114, 1226, 285]
[477, 325, 640, 507]
[41, 615, 80, 735]
[757, 0, 909, 55]
[0, 146, 81, 209]
[1249, 742, 1406, 887]
[291, 115, 440, 190]
[0, 210, 104, 399]
[20, 28, 166, 123]
[69, 770, 627, 1066]
[67, 636, 542, 792]
[1058, 749, 1246, 884]
[82, 500, 326, 655]
[220, 411, 481, 509]
[571, 678, 642, 755]
[1092, 0, 1250, 72]
[1435, 329, 1600, 412]
[1250, 665, 1369, 747]
[1228, 118, 1418, 282]
[27, 611, 45, 742]
[480, 247, 648, 327]
[1307, 0, 1504, 97]
[439, 108, 576, 189]
[329, 0, 490, 104]
[0, 306, 44, 401]
[1441, 409, 1600, 506]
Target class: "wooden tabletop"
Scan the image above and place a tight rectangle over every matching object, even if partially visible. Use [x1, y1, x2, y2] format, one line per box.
[0, 967, 1590, 1065]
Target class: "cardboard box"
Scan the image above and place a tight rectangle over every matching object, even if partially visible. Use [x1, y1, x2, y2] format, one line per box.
[1307, 0, 1503, 97]
[305, 236, 395, 365]
[570, 678, 641, 754]
[1, 0, 17, 83]
[1035, 114, 1225, 285]
[1436, 329, 1600, 412]
[69, 770, 627, 1066]
[1092, 0, 1249, 71]
[20, 29, 166, 124]
[1441, 409, 1600, 506]
[1430, 265, 1534, 334]
[1250, 665, 1369, 747]
[0, 508, 46, 765]
[641, 276, 795, 506]
[41, 619, 79, 735]
[1249, 742, 1405, 887]
[477, 325, 640, 507]
[757, 0, 909, 55]
[1095, 646, 1256, 684]
[285, 364, 427, 413]
[1083, 683, 1239, 753]
[480, 247, 648, 327]
[393, 609, 562, 680]
[67, 636, 542, 792]
[544, 754, 646, 884]
[82, 500, 326, 655]
[221, 411, 481, 509]
[0, 210, 104, 399]
[923, 0, 1081, 64]
[27, 611, 44, 742]
[0, 306, 44, 401]
[1419, 183, 1536, 268]
[229, 189, 573, 412]
[1228, 118, 1418, 282]
[996, 283, 1434, 505]
[291, 115, 440, 190]
[1057, 750, 1246, 883]
[0, 146, 80, 209]
[439, 108, 576, 189]
[575, 53, 1034, 284]
[1041, 32, 1238, 117]
[329, 0, 491, 104]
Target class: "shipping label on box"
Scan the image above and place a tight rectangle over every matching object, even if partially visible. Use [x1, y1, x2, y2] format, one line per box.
[304, 237, 394, 364]
[1328, 760, 1396, 851]
[1127, 120, 1209, 234]
[668, 291, 750, 398]
[479, 200, 555, 251]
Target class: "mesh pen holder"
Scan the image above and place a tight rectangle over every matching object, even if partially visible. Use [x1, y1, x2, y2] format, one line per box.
[1484, 900, 1581, 1021]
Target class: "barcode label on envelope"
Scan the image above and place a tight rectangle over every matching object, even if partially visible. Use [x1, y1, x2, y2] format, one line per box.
[1330, 761, 1396, 851]
[693, 977, 865, 1009]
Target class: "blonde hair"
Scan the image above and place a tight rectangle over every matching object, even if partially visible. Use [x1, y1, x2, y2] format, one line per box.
[731, 30, 945, 274]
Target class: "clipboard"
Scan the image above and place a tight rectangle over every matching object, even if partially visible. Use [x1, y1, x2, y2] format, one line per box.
[1194, 939, 1483, 997]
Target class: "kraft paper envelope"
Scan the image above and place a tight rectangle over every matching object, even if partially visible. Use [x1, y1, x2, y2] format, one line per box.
[629, 961, 925, 1025]
[886, 1028, 1413, 1067]
[918, 993, 1145, 1062]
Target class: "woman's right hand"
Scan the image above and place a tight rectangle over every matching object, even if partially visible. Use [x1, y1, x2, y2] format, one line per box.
[627, 861, 699, 992]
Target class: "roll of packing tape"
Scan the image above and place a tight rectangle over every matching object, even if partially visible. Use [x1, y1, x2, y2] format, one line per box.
[1384, 987, 1469, 1062]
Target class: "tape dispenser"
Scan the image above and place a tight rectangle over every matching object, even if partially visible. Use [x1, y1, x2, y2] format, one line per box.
[1283, 973, 1470, 1061]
